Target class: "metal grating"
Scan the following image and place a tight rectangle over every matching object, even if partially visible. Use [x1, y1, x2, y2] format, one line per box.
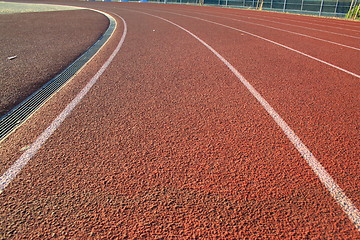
[0, 11, 116, 142]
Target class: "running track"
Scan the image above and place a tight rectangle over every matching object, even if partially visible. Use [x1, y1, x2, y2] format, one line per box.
[1, 1, 359, 238]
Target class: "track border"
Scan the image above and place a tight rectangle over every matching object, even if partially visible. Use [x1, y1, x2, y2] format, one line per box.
[0, 9, 116, 143]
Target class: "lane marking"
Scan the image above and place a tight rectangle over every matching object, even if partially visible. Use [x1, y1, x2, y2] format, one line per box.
[179, 9, 360, 51]
[0, 14, 127, 193]
[145, 9, 360, 79]
[251, 14, 360, 33]
[190, 8, 360, 40]
[132, 10, 360, 231]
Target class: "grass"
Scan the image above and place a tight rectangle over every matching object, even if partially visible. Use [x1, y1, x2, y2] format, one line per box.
[0, 2, 81, 14]
[346, 4, 360, 19]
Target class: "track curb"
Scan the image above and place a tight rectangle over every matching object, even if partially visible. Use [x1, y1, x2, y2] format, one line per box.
[0, 9, 117, 143]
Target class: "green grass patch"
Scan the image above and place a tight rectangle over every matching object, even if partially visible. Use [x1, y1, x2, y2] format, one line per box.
[0, 2, 82, 14]
[346, 4, 360, 19]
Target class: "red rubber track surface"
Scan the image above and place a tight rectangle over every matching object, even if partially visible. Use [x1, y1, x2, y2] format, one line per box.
[0, 9, 109, 116]
[0, 1, 359, 238]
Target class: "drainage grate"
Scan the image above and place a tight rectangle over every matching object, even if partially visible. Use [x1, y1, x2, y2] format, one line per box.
[0, 10, 116, 142]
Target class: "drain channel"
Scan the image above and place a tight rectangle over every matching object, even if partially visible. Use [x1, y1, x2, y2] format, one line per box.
[0, 10, 116, 142]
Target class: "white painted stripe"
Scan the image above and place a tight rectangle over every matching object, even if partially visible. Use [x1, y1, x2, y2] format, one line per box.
[181, 10, 360, 51]
[255, 14, 360, 33]
[0, 14, 127, 193]
[238, 16, 360, 40]
[138, 11, 360, 231]
[154, 10, 360, 79]
[198, 9, 360, 39]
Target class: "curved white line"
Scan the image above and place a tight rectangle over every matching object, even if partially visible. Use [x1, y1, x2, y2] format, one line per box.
[198, 9, 360, 39]
[151, 10, 360, 79]
[135, 10, 360, 231]
[254, 14, 360, 33]
[180, 9, 360, 51]
[0, 13, 127, 193]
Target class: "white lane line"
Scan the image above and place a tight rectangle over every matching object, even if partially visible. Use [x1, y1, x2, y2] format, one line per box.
[149, 10, 360, 79]
[0, 14, 127, 194]
[179, 10, 360, 51]
[195, 9, 360, 40]
[135, 10, 360, 231]
[253, 14, 360, 33]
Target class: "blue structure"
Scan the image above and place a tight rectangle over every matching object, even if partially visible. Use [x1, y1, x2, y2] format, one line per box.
[147, 0, 358, 17]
